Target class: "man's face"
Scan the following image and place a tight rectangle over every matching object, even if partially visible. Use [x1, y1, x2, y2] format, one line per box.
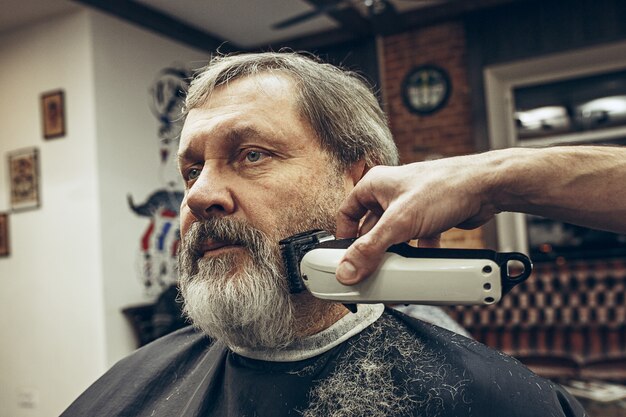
[178, 73, 353, 248]
[177, 73, 354, 349]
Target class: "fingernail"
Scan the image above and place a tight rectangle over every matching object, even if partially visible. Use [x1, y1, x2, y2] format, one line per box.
[336, 261, 357, 284]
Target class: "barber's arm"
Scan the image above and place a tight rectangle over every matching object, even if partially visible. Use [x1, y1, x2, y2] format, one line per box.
[335, 146, 626, 284]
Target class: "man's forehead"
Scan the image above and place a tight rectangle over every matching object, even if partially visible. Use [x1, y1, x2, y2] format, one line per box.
[177, 74, 318, 159]
[181, 74, 301, 134]
[200, 72, 298, 107]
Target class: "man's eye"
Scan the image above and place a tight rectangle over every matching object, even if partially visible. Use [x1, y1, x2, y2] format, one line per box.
[245, 150, 267, 163]
[187, 168, 201, 180]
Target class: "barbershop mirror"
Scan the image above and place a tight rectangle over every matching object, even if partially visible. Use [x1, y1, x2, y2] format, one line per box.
[513, 66, 626, 263]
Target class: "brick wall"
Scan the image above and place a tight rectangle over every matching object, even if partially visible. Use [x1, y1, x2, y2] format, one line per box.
[381, 21, 483, 248]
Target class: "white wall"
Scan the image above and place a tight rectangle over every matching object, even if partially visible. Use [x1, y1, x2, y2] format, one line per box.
[0, 11, 105, 417]
[0, 9, 206, 417]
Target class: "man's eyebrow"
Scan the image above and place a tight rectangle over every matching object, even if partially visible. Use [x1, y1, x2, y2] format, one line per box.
[224, 125, 272, 145]
[177, 125, 271, 164]
[177, 146, 194, 165]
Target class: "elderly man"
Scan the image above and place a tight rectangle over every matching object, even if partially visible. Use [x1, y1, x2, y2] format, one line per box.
[62, 52, 585, 417]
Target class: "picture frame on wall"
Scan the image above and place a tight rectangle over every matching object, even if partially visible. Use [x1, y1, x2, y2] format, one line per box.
[0, 213, 9, 257]
[41, 90, 66, 139]
[8, 147, 40, 211]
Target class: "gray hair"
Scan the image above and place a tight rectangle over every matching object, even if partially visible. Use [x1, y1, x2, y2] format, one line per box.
[185, 52, 399, 169]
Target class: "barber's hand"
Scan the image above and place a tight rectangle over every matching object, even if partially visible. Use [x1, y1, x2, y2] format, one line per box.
[335, 157, 496, 284]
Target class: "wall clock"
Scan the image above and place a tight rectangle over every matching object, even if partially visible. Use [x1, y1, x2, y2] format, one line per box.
[402, 65, 451, 115]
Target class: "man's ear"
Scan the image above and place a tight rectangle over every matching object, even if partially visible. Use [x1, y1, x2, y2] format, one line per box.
[349, 160, 367, 185]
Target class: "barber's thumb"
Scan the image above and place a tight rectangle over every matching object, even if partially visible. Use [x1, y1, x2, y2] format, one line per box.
[336, 259, 359, 285]
[336, 241, 384, 285]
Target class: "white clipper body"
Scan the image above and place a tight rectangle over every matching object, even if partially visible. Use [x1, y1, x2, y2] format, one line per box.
[280, 230, 532, 306]
[301, 249, 503, 305]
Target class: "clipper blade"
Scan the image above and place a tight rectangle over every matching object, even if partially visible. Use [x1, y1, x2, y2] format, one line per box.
[279, 230, 333, 294]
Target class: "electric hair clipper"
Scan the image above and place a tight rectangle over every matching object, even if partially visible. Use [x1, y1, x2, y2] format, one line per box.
[280, 230, 532, 306]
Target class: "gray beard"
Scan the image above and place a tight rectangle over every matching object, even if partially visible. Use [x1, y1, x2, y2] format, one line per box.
[178, 167, 346, 350]
[179, 218, 297, 350]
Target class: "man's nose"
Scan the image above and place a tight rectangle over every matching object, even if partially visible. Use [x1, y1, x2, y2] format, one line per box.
[185, 167, 235, 219]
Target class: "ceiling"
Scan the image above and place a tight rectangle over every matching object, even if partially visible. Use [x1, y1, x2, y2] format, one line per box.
[0, 0, 526, 51]
[0, 0, 81, 35]
[130, 0, 448, 47]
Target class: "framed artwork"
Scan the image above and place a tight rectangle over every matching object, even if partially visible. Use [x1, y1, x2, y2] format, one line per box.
[0, 213, 8, 257]
[8, 147, 40, 211]
[41, 90, 66, 139]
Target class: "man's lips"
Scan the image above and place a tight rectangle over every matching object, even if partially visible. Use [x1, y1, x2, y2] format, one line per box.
[199, 240, 243, 255]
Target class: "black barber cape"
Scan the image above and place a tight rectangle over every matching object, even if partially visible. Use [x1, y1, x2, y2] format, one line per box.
[62, 305, 586, 417]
